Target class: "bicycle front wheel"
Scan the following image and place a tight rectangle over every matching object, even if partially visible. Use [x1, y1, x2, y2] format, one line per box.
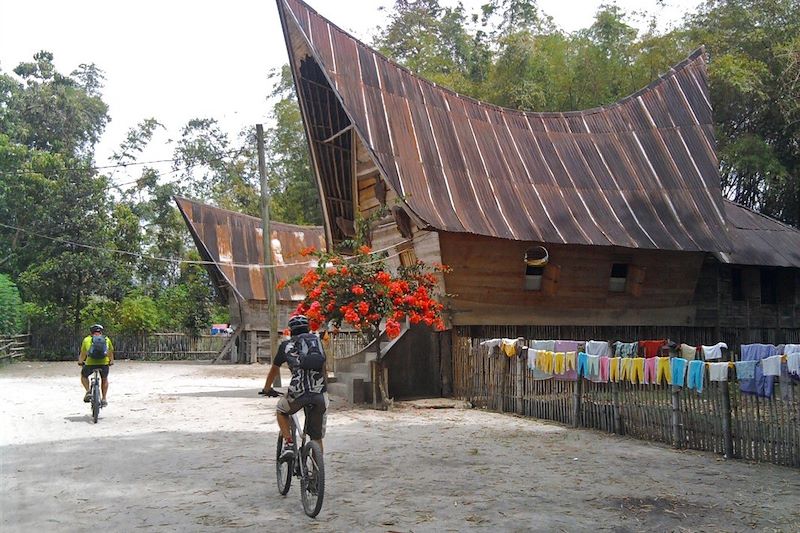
[300, 440, 324, 518]
[275, 434, 292, 495]
[91, 382, 100, 423]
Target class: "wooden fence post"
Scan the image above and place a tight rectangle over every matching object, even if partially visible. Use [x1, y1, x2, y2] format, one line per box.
[611, 381, 623, 435]
[516, 349, 524, 415]
[572, 367, 583, 428]
[721, 381, 734, 459]
[671, 385, 682, 448]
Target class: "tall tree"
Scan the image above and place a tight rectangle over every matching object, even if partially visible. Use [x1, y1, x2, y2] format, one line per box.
[686, 0, 800, 225]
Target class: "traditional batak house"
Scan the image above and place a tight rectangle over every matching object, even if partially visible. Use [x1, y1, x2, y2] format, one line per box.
[175, 196, 325, 363]
[275, 0, 800, 400]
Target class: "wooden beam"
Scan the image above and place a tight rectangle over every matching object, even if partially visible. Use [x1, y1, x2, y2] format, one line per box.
[321, 124, 353, 144]
[212, 330, 241, 364]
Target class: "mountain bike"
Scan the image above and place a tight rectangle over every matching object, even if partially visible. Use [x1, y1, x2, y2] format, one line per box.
[268, 389, 325, 518]
[86, 366, 102, 423]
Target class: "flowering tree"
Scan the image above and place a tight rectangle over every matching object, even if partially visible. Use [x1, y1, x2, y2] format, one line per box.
[279, 244, 448, 407]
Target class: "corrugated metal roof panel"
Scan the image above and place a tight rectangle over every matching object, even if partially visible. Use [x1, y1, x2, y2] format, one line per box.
[278, 0, 733, 253]
[175, 196, 325, 302]
[718, 201, 800, 267]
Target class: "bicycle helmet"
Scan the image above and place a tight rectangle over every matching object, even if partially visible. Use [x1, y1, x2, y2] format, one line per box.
[90, 324, 104, 333]
[288, 314, 309, 335]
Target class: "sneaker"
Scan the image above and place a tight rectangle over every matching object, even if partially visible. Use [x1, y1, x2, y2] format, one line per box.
[100, 399, 107, 408]
[279, 441, 295, 462]
[83, 392, 91, 403]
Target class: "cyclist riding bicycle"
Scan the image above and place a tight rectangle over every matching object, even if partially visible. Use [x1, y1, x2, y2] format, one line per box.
[263, 315, 327, 461]
[78, 324, 114, 407]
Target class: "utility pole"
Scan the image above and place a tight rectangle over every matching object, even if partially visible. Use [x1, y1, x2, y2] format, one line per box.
[257, 124, 280, 385]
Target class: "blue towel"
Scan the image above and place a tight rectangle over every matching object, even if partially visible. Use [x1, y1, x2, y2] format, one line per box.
[671, 357, 688, 387]
[739, 344, 777, 398]
[687, 360, 704, 393]
[734, 360, 756, 380]
[577, 352, 589, 378]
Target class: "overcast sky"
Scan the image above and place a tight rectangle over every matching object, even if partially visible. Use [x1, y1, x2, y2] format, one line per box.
[1, 0, 700, 182]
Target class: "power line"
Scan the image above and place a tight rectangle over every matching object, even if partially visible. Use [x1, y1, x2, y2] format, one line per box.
[0, 220, 431, 271]
[6, 147, 248, 175]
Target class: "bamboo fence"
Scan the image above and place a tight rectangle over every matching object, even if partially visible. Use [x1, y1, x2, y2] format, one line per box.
[452, 330, 800, 468]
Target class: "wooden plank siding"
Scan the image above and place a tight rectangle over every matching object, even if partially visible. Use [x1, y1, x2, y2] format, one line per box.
[439, 232, 705, 326]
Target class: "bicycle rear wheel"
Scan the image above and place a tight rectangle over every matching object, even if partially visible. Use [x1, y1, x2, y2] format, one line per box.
[275, 434, 292, 495]
[91, 380, 100, 423]
[300, 440, 324, 518]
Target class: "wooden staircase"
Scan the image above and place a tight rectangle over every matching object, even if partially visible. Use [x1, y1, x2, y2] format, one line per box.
[327, 322, 409, 404]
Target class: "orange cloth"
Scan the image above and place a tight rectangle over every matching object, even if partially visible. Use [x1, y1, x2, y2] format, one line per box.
[640, 339, 666, 359]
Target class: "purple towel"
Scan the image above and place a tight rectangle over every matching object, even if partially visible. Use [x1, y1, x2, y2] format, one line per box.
[739, 344, 777, 398]
[554, 340, 578, 381]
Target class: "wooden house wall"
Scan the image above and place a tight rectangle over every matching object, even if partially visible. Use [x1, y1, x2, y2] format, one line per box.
[438, 232, 705, 326]
[235, 300, 297, 332]
[694, 258, 800, 332]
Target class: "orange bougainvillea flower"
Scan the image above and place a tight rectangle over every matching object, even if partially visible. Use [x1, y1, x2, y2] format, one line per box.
[299, 246, 317, 257]
[358, 245, 372, 255]
[276, 279, 287, 290]
[351, 284, 365, 296]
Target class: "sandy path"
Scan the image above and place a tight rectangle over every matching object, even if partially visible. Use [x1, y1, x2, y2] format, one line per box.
[1, 361, 798, 532]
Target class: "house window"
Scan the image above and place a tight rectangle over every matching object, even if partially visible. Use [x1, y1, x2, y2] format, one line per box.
[760, 269, 777, 304]
[525, 265, 544, 291]
[609, 263, 628, 293]
[731, 268, 744, 301]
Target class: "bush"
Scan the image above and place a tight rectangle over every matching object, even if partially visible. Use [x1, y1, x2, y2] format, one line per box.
[0, 274, 25, 335]
[117, 294, 160, 334]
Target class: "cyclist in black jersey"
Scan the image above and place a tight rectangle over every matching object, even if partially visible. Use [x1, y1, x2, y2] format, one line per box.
[263, 315, 328, 461]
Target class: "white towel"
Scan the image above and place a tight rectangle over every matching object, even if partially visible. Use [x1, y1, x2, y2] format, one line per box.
[480, 339, 502, 356]
[784, 344, 800, 355]
[708, 362, 729, 381]
[585, 340, 610, 357]
[701, 342, 727, 360]
[761, 355, 783, 377]
[786, 353, 800, 376]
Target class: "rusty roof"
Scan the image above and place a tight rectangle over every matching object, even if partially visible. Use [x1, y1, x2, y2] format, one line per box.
[717, 201, 800, 268]
[175, 196, 325, 302]
[277, 0, 733, 253]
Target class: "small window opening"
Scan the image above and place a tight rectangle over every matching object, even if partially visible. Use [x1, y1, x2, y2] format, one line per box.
[731, 268, 744, 301]
[525, 265, 544, 291]
[609, 263, 628, 292]
[761, 269, 777, 305]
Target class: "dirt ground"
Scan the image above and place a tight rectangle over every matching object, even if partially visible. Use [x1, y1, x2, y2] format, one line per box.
[1, 361, 798, 532]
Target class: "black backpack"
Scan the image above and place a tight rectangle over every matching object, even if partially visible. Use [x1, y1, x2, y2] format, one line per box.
[288, 333, 326, 370]
[88, 335, 108, 359]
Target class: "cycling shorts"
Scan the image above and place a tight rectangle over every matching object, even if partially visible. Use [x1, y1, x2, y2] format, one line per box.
[81, 364, 109, 379]
[276, 392, 327, 440]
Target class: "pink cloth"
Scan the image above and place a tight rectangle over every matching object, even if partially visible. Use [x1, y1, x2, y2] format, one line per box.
[644, 357, 657, 384]
[554, 340, 579, 381]
[598, 356, 610, 382]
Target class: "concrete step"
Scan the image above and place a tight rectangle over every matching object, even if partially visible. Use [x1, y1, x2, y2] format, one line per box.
[334, 361, 369, 375]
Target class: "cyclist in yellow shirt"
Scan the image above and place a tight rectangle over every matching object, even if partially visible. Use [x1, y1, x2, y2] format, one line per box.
[78, 324, 115, 406]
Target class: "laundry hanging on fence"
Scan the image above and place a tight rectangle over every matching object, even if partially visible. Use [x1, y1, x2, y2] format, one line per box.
[640, 339, 666, 358]
[502, 338, 522, 357]
[585, 340, 611, 357]
[598, 356, 610, 382]
[671, 357, 689, 386]
[680, 343, 699, 360]
[788, 353, 800, 377]
[613, 341, 638, 358]
[701, 342, 728, 360]
[553, 352, 566, 374]
[740, 344, 777, 398]
[528, 340, 557, 379]
[708, 362, 729, 381]
[480, 339, 503, 357]
[734, 360, 756, 380]
[761, 354, 783, 377]
[630, 358, 645, 384]
[687, 360, 705, 392]
[609, 357, 621, 382]
[554, 340, 579, 381]
[656, 357, 672, 385]
[644, 357, 657, 384]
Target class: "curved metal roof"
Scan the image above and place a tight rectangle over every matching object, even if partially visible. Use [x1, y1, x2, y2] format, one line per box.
[278, 0, 732, 253]
[175, 196, 325, 302]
